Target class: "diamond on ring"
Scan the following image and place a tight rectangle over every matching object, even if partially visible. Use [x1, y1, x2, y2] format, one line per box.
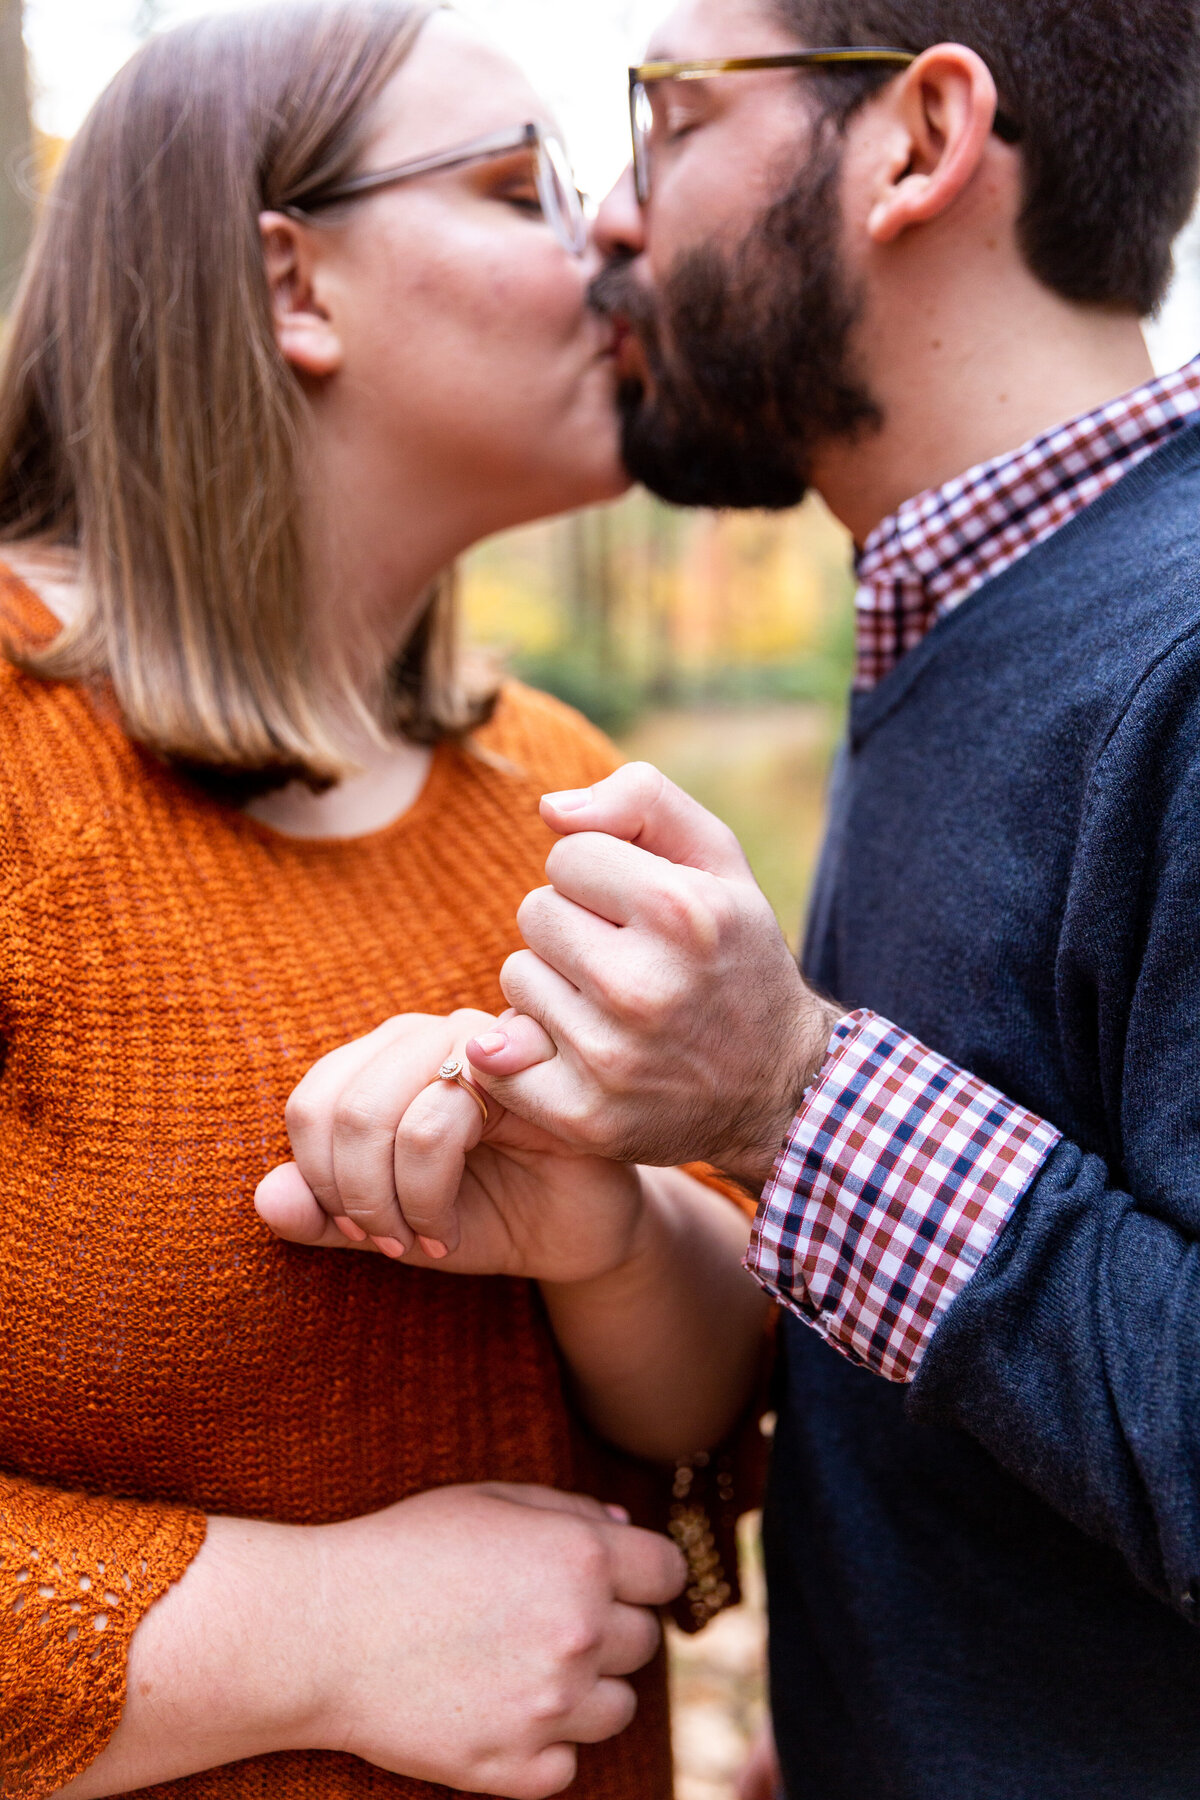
[431, 1055, 491, 1129]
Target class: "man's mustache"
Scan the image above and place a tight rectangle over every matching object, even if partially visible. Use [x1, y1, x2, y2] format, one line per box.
[588, 257, 661, 355]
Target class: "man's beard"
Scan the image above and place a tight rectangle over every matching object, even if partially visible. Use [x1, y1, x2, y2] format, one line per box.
[590, 132, 881, 510]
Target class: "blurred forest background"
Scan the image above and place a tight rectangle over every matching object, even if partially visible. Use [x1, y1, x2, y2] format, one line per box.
[462, 494, 857, 939]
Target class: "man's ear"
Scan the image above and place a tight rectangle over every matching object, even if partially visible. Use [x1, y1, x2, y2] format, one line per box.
[866, 44, 1004, 246]
[259, 211, 344, 378]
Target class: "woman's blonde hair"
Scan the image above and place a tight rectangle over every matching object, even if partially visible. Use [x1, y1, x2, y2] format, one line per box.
[0, 0, 495, 790]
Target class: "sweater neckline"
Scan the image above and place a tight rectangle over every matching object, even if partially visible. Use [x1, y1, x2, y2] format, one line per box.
[846, 420, 1200, 748]
[226, 741, 454, 854]
[0, 559, 456, 854]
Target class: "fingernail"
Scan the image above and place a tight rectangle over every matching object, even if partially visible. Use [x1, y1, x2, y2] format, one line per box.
[373, 1237, 407, 1260]
[334, 1216, 368, 1244]
[544, 787, 592, 812]
[418, 1236, 449, 1261]
[471, 1032, 508, 1057]
[605, 1504, 631, 1524]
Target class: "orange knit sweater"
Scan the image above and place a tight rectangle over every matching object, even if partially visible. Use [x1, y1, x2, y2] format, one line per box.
[0, 571, 678, 1799]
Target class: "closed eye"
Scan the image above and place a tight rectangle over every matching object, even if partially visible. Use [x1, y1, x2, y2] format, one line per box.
[472, 151, 544, 220]
[647, 80, 710, 149]
[496, 184, 543, 217]
[661, 103, 703, 142]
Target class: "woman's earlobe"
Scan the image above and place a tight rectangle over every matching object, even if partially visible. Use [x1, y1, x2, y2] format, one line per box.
[275, 311, 344, 378]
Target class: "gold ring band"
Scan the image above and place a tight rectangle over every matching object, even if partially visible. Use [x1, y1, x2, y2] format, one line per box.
[432, 1056, 491, 1128]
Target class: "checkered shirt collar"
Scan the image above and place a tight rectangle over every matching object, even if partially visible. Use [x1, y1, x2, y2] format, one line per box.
[853, 357, 1200, 691]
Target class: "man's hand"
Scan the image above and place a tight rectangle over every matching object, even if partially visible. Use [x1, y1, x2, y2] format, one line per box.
[466, 764, 841, 1189]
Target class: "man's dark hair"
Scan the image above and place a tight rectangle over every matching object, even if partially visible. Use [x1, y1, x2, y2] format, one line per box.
[776, 0, 1200, 315]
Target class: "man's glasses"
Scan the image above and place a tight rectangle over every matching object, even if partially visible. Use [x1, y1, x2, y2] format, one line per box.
[628, 49, 1022, 205]
[287, 121, 589, 258]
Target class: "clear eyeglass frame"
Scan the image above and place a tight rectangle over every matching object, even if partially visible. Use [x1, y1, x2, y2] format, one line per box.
[285, 121, 589, 258]
[628, 47, 1021, 206]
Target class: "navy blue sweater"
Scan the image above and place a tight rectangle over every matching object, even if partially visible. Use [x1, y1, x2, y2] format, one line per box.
[767, 423, 1200, 1799]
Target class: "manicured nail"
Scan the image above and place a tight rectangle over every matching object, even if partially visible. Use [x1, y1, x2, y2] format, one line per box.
[418, 1236, 449, 1261]
[373, 1237, 407, 1260]
[544, 787, 592, 812]
[605, 1504, 631, 1524]
[471, 1032, 508, 1057]
[334, 1216, 368, 1244]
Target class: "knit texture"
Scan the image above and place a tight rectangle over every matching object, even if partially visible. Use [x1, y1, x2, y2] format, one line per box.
[0, 570, 672, 1799]
[768, 424, 1200, 1798]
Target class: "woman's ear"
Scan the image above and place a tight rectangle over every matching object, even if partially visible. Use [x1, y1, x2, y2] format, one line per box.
[866, 44, 1005, 246]
[259, 211, 344, 378]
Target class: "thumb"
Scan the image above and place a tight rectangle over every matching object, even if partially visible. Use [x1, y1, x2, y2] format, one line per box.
[466, 1010, 557, 1079]
[541, 762, 751, 878]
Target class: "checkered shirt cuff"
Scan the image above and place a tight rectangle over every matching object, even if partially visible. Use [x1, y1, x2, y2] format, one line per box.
[744, 1010, 1061, 1383]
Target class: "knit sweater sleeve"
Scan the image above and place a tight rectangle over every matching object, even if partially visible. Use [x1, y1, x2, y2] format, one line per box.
[0, 1476, 206, 1796]
[902, 645, 1200, 1625]
[0, 683, 209, 1796]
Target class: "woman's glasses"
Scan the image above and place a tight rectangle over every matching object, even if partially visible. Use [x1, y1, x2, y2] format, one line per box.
[289, 122, 588, 258]
[628, 48, 1022, 206]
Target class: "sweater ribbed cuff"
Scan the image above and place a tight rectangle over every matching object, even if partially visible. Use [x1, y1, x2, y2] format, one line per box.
[744, 1010, 1061, 1382]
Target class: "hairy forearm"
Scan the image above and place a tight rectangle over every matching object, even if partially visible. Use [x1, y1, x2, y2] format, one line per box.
[540, 1170, 767, 1462]
[57, 1516, 322, 1798]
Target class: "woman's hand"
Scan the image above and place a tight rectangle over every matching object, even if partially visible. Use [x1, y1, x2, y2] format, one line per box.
[312, 1483, 684, 1797]
[63, 1483, 686, 1800]
[736, 1724, 783, 1800]
[256, 1012, 767, 1465]
[255, 1009, 646, 1281]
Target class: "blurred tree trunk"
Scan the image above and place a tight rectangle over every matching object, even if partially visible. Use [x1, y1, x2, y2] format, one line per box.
[563, 509, 619, 672]
[0, 0, 32, 307]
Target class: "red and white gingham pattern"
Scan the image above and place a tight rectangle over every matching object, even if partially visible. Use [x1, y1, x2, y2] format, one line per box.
[855, 357, 1200, 690]
[745, 1013, 1062, 1383]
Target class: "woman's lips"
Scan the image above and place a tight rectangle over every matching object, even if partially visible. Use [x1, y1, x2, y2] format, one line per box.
[608, 318, 647, 384]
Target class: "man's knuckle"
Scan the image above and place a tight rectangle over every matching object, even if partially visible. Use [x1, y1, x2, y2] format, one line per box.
[586, 962, 632, 1016]
[543, 840, 573, 885]
[501, 948, 537, 996]
[707, 883, 742, 935]
[616, 974, 674, 1027]
[647, 877, 716, 947]
[574, 1029, 626, 1086]
[624, 760, 666, 804]
[517, 887, 552, 933]
[555, 1102, 610, 1155]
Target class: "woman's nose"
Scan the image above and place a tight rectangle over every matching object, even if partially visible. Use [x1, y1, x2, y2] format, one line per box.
[592, 164, 645, 262]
